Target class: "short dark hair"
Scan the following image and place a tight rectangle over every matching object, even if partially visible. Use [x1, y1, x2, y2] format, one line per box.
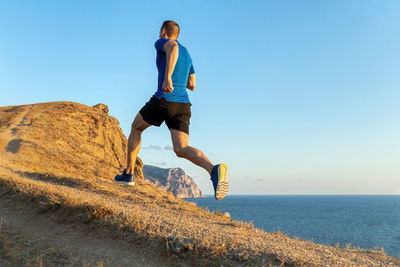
[161, 20, 180, 38]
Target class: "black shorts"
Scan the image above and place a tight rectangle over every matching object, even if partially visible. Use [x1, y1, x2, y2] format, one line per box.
[139, 96, 191, 134]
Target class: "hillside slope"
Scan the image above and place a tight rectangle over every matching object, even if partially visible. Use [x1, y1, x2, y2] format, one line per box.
[0, 101, 399, 266]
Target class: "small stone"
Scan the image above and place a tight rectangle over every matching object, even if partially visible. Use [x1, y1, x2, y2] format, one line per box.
[167, 236, 194, 254]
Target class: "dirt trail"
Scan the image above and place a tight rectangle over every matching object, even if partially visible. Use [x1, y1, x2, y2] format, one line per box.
[0, 196, 192, 267]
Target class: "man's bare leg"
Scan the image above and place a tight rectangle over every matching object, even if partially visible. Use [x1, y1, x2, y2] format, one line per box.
[126, 113, 151, 174]
[170, 129, 214, 175]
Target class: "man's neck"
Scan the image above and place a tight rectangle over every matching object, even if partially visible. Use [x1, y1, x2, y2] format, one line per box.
[161, 34, 177, 40]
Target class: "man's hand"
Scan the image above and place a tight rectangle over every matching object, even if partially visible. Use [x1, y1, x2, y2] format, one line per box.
[186, 74, 196, 91]
[162, 77, 174, 93]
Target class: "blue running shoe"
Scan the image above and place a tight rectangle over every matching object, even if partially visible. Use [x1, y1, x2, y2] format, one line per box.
[114, 169, 134, 186]
[210, 163, 228, 200]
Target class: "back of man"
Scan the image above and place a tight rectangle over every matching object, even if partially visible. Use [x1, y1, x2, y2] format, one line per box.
[154, 38, 195, 103]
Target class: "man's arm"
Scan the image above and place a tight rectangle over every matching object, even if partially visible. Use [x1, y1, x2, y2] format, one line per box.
[186, 74, 196, 91]
[162, 40, 179, 93]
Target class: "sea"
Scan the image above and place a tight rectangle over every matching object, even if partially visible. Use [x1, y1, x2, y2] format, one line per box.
[184, 195, 400, 258]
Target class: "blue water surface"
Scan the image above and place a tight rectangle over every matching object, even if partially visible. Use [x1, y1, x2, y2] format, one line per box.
[184, 195, 400, 258]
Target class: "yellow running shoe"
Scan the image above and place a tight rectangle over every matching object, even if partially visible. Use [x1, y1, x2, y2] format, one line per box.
[210, 163, 228, 200]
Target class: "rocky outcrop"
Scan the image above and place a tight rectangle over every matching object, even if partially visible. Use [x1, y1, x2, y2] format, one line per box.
[0, 101, 143, 182]
[143, 165, 204, 198]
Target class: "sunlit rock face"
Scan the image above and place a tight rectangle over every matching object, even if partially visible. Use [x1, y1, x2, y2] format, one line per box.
[143, 165, 204, 198]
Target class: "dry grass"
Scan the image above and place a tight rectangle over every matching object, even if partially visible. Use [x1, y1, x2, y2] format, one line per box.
[2, 169, 397, 266]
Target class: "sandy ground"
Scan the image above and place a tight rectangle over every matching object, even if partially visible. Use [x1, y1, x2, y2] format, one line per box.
[0, 195, 198, 267]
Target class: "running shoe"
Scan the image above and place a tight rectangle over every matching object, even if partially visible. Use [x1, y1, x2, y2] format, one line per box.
[210, 163, 228, 200]
[114, 169, 134, 186]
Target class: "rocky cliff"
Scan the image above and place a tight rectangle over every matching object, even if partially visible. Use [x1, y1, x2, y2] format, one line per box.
[0, 101, 143, 182]
[143, 165, 204, 198]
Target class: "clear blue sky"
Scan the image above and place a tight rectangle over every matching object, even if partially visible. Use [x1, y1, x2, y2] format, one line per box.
[1, 0, 399, 195]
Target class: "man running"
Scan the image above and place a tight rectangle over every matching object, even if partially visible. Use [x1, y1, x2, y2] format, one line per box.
[115, 20, 228, 200]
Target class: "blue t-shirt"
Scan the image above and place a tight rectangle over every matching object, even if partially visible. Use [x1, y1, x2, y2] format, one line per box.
[153, 38, 195, 103]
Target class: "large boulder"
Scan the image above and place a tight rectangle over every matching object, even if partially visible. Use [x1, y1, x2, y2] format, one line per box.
[0, 101, 143, 182]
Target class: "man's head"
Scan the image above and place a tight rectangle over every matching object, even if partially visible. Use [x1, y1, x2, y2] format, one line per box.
[159, 20, 180, 40]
